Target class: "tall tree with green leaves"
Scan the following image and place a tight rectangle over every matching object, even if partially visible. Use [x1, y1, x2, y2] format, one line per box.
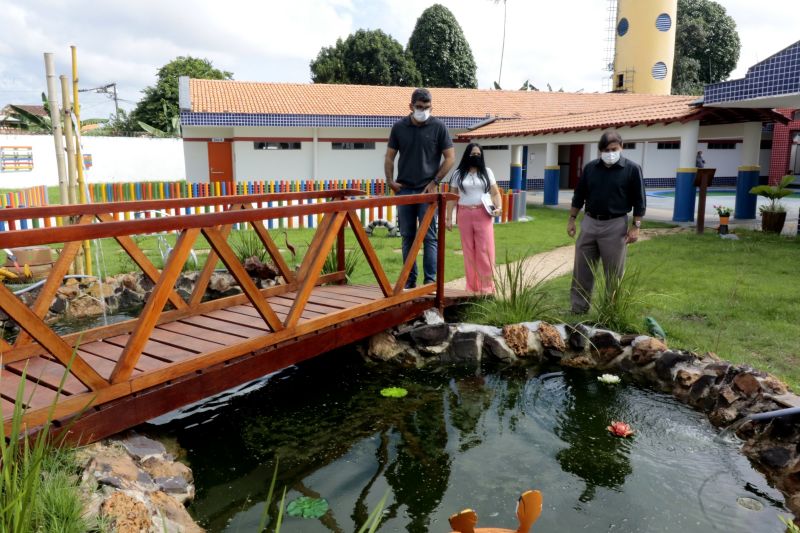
[310, 29, 421, 86]
[407, 4, 478, 88]
[672, 0, 740, 95]
[131, 56, 232, 132]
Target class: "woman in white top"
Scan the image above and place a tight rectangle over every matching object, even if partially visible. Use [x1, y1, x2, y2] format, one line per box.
[445, 143, 503, 295]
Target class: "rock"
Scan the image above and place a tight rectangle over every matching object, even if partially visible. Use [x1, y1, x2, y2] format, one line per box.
[65, 277, 79, 286]
[120, 273, 141, 292]
[100, 492, 153, 533]
[733, 373, 762, 397]
[619, 334, 639, 346]
[243, 256, 279, 280]
[759, 447, 793, 469]
[482, 333, 517, 363]
[121, 433, 167, 461]
[589, 331, 623, 364]
[688, 374, 717, 406]
[567, 324, 589, 351]
[760, 376, 788, 395]
[631, 336, 668, 365]
[367, 331, 411, 363]
[441, 331, 482, 365]
[705, 362, 733, 384]
[86, 448, 155, 492]
[717, 386, 741, 406]
[66, 294, 105, 319]
[141, 456, 193, 483]
[149, 490, 205, 533]
[139, 274, 155, 292]
[422, 308, 445, 325]
[675, 367, 703, 389]
[655, 351, 695, 381]
[502, 324, 539, 357]
[537, 322, 566, 352]
[709, 406, 740, 426]
[57, 284, 79, 299]
[87, 281, 116, 299]
[409, 323, 450, 345]
[176, 275, 194, 291]
[209, 273, 233, 293]
[50, 295, 67, 314]
[561, 354, 595, 368]
[118, 288, 144, 309]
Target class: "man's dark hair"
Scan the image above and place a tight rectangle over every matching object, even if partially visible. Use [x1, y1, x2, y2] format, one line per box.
[411, 88, 432, 104]
[598, 130, 623, 151]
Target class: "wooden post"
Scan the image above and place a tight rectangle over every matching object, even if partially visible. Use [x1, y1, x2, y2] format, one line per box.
[436, 194, 446, 312]
[695, 168, 715, 234]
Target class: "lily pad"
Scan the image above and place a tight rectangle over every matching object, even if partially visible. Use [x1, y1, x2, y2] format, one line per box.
[286, 496, 329, 519]
[380, 387, 408, 398]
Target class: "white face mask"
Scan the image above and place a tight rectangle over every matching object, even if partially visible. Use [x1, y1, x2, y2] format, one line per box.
[601, 151, 621, 165]
[413, 108, 431, 122]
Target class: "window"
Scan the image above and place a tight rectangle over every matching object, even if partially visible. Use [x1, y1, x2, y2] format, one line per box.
[616, 73, 625, 89]
[707, 142, 736, 150]
[253, 142, 301, 150]
[655, 13, 672, 31]
[657, 142, 680, 150]
[622, 142, 637, 149]
[651, 62, 668, 80]
[331, 142, 375, 150]
[760, 140, 773, 149]
[617, 18, 629, 37]
[482, 145, 509, 150]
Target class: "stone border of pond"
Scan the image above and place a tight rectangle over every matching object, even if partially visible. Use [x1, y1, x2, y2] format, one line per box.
[363, 309, 800, 524]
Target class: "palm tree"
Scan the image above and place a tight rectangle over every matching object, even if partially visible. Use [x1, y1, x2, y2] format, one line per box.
[492, 0, 508, 87]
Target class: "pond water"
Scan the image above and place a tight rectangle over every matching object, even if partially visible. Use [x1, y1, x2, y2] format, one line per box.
[146, 351, 788, 532]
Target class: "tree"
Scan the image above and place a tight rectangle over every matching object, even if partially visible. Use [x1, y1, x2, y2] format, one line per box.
[131, 56, 232, 133]
[672, 0, 741, 95]
[310, 29, 421, 86]
[407, 4, 478, 88]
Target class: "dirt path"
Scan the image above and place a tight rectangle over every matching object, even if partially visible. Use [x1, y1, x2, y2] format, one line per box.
[445, 227, 683, 292]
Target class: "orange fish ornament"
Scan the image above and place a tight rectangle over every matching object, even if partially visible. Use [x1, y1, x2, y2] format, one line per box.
[448, 490, 543, 533]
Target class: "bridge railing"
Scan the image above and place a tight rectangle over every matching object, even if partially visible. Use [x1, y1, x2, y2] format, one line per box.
[0, 190, 455, 428]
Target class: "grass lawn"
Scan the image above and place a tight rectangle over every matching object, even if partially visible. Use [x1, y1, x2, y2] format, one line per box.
[540, 231, 800, 390]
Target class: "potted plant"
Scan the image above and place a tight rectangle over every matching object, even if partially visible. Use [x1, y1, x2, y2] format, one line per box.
[713, 205, 732, 225]
[749, 175, 795, 234]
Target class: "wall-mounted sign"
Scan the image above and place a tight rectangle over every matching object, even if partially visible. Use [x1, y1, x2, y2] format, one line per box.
[83, 153, 93, 170]
[211, 137, 226, 142]
[0, 146, 33, 172]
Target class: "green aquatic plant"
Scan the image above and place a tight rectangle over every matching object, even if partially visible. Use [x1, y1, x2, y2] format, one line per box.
[286, 496, 329, 519]
[380, 387, 408, 398]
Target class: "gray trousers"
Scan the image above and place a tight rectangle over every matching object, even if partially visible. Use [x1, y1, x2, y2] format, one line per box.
[570, 215, 628, 313]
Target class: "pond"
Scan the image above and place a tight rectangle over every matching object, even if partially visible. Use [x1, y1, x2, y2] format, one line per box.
[146, 350, 788, 532]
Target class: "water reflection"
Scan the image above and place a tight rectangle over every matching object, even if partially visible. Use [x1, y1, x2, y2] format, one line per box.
[554, 371, 632, 504]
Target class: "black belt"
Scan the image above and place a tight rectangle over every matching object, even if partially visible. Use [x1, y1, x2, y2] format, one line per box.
[586, 212, 626, 221]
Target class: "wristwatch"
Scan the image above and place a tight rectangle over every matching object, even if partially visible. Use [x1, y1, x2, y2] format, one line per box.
[633, 220, 642, 228]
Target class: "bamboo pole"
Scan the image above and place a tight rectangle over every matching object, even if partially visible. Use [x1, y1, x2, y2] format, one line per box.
[72, 45, 93, 276]
[60, 76, 78, 205]
[44, 53, 68, 206]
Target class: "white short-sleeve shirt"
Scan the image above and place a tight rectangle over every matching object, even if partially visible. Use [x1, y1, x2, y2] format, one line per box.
[451, 168, 496, 206]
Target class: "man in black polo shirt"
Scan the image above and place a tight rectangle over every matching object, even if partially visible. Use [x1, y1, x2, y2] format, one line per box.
[385, 88, 455, 288]
[567, 130, 646, 314]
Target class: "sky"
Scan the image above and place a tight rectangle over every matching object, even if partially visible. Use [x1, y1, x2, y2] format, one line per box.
[0, 0, 796, 119]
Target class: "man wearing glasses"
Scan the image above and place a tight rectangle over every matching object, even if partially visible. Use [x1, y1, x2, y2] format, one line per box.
[385, 88, 455, 289]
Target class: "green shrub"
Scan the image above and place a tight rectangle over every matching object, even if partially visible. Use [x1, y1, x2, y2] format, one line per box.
[584, 262, 647, 333]
[231, 228, 269, 264]
[322, 248, 361, 283]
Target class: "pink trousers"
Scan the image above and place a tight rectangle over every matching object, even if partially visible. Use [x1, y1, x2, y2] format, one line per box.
[457, 206, 496, 294]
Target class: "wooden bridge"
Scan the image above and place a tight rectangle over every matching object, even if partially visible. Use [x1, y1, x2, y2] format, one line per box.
[0, 189, 467, 443]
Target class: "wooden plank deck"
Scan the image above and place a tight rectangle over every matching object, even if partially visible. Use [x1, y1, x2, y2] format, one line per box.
[0, 190, 468, 444]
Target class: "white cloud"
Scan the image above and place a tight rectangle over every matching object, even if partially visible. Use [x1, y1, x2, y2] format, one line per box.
[0, 0, 796, 117]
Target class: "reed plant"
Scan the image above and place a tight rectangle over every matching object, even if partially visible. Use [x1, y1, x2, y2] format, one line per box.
[231, 228, 270, 264]
[583, 262, 647, 333]
[322, 248, 361, 283]
[465, 251, 557, 326]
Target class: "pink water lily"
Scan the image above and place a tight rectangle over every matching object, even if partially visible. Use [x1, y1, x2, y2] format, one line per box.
[607, 421, 635, 438]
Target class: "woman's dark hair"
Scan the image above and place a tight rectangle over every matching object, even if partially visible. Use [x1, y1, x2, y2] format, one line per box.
[598, 130, 623, 151]
[453, 143, 490, 193]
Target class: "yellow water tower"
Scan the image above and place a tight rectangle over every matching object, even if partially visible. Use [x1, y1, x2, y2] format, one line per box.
[613, 0, 677, 94]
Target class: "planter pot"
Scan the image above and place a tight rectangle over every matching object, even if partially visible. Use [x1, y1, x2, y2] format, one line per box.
[761, 211, 787, 234]
[719, 215, 730, 225]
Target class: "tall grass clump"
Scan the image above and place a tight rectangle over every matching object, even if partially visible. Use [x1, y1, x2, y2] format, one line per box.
[322, 249, 361, 283]
[584, 262, 648, 333]
[231, 228, 269, 264]
[465, 252, 556, 326]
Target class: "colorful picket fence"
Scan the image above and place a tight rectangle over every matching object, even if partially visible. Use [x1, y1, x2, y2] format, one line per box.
[0, 179, 527, 231]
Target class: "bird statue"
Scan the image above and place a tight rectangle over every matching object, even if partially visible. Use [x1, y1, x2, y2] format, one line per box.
[0, 267, 18, 282]
[645, 316, 666, 340]
[449, 490, 543, 533]
[281, 230, 297, 265]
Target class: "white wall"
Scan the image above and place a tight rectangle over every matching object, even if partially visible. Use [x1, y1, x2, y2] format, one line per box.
[183, 141, 209, 182]
[0, 134, 185, 187]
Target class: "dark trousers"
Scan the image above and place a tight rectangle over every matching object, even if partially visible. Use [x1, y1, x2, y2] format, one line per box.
[397, 187, 438, 287]
[570, 215, 628, 313]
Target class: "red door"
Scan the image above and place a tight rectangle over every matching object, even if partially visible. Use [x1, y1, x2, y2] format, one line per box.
[207, 141, 233, 191]
[568, 145, 584, 189]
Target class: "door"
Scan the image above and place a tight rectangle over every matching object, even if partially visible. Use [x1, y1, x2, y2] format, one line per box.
[568, 145, 584, 189]
[207, 141, 233, 191]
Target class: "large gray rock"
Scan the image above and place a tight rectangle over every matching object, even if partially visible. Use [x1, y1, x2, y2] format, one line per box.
[655, 351, 695, 381]
[409, 323, 450, 345]
[120, 434, 167, 461]
[441, 331, 483, 366]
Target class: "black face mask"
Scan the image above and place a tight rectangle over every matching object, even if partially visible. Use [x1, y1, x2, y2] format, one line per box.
[468, 155, 481, 167]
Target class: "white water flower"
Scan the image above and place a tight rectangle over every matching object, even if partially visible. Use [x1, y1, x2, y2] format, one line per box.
[598, 373, 621, 384]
